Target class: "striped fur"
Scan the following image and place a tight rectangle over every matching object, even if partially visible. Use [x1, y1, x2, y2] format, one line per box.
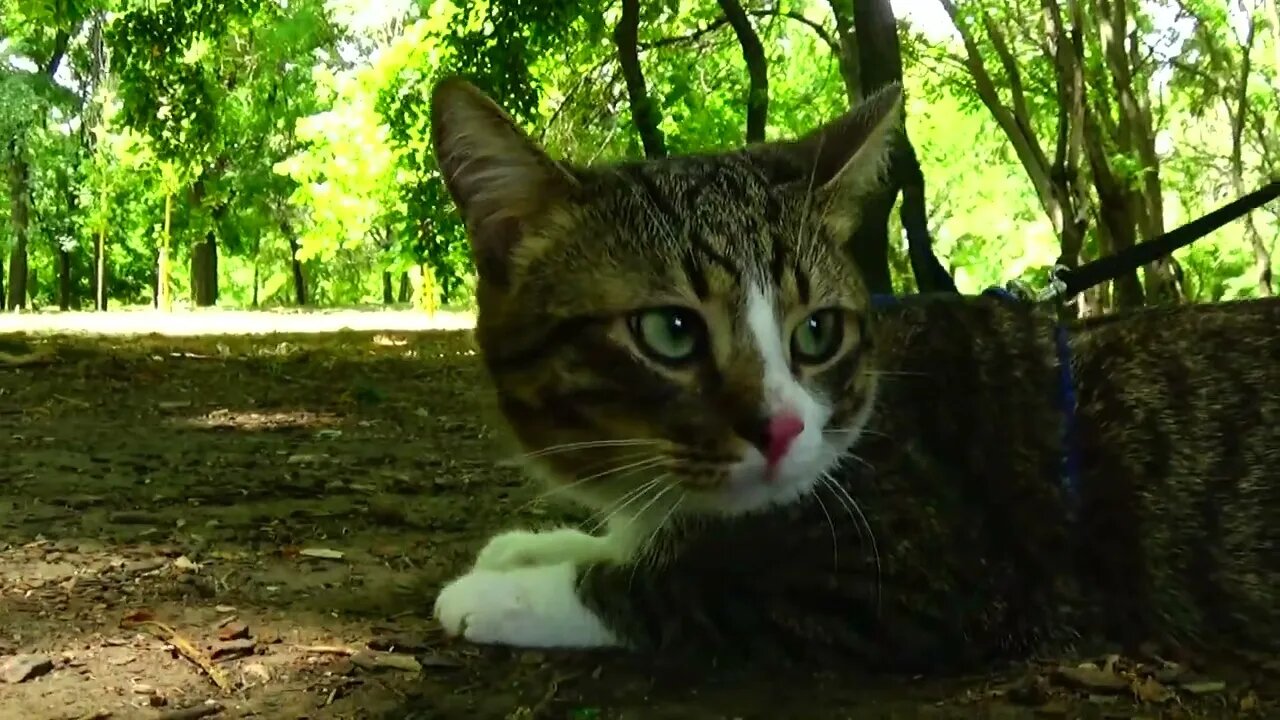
[431, 78, 1280, 670]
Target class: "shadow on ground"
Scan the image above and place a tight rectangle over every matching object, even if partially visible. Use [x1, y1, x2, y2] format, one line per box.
[0, 331, 1271, 719]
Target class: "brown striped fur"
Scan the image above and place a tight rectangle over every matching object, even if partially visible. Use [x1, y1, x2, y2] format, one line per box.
[431, 78, 1280, 671]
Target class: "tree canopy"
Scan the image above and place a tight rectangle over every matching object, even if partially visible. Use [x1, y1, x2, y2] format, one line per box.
[1, 0, 1276, 313]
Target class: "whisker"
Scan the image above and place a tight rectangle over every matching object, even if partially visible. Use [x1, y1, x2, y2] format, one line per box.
[865, 370, 929, 378]
[811, 485, 840, 571]
[823, 471, 881, 616]
[823, 426, 888, 440]
[518, 438, 662, 460]
[839, 451, 875, 473]
[517, 455, 667, 513]
[630, 490, 685, 589]
[582, 477, 663, 535]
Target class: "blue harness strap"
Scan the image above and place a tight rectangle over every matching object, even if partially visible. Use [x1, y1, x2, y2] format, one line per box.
[870, 288, 1083, 512]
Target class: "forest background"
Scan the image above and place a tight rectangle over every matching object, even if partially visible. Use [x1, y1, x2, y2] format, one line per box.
[1, 0, 1276, 317]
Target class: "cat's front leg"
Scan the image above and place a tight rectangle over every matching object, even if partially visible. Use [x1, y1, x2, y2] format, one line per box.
[472, 527, 620, 571]
[433, 561, 622, 648]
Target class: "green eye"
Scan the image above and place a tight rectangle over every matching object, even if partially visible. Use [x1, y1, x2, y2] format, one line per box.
[628, 307, 705, 364]
[791, 309, 845, 365]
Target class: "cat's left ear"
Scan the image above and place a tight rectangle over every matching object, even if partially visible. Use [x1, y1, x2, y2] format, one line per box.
[431, 77, 579, 283]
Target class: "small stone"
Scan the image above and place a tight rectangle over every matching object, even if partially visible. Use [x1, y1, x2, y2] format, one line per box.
[1, 654, 54, 683]
[172, 556, 198, 572]
[132, 683, 156, 694]
[210, 639, 256, 661]
[242, 662, 271, 683]
[217, 622, 250, 642]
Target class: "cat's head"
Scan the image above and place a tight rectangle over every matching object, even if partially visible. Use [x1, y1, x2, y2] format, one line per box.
[431, 78, 899, 521]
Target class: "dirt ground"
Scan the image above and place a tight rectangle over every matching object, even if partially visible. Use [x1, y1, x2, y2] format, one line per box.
[1, 324, 1274, 719]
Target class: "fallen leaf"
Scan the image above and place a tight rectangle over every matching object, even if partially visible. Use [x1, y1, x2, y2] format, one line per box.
[1132, 676, 1174, 704]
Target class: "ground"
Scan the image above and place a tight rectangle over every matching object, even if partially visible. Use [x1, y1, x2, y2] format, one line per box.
[0, 311, 1275, 720]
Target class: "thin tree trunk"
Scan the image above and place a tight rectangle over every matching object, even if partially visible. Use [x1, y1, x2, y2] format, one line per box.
[251, 232, 261, 308]
[825, 0, 862, 103]
[158, 191, 172, 310]
[615, 0, 666, 158]
[382, 272, 395, 305]
[58, 251, 72, 310]
[94, 181, 108, 308]
[1228, 10, 1271, 296]
[7, 145, 31, 311]
[849, 0, 953, 294]
[397, 272, 410, 303]
[281, 220, 307, 306]
[716, 0, 769, 143]
[0, 254, 5, 310]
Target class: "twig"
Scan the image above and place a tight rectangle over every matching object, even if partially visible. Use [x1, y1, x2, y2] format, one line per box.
[296, 644, 356, 655]
[123, 618, 233, 693]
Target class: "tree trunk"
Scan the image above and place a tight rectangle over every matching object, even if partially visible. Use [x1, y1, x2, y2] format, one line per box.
[1227, 12, 1272, 296]
[281, 219, 307, 305]
[187, 179, 220, 307]
[615, 0, 666, 158]
[848, 0, 952, 294]
[398, 272, 411, 303]
[7, 145, 31, 311]
[0, 255, 5, 310]
[191, 235, 218, 307]
[58, 250, 72, 310]
[1083, 110, 1144, 308]
[716, 0, 769, 143]
[94, 224, 108, 311]
[382, 272, 395, 305]
[825, 0, 862, 103]
[158, 191, 172, 310]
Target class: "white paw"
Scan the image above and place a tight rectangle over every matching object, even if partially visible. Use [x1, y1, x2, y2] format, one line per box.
[434, 562, 621, 648]
[473, 527, 616, 571]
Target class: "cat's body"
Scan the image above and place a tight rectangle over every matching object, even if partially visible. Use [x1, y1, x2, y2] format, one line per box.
[567, 295, 1280, 669]
[426, 77, 1280, 671]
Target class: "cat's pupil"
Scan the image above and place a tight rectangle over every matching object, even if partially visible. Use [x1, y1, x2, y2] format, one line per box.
[630, 308, 703, 363]
[791, 309, 844, 365]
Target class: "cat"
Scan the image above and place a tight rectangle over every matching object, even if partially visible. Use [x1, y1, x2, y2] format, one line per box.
[426, 76, 1280, 671]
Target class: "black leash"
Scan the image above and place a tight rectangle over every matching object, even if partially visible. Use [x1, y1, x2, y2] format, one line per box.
[1032, 180, 1280, 303]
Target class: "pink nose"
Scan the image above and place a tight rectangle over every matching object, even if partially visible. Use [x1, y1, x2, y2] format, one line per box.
[764, 412, 805, 467]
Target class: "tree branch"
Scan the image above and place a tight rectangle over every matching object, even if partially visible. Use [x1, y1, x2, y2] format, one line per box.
[717, 0, 770, 143]
[615, 0, 666, 158]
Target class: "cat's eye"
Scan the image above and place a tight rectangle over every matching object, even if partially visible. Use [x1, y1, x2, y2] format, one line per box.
[791, 309, 845, 365]
[627, 307, 706, 364]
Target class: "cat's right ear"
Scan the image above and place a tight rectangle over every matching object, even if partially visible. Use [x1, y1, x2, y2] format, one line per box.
[769, 83, 903, 238]
[431, 77, 578, 284]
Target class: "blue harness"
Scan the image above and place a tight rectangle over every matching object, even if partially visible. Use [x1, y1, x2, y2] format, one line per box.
[869, 288, 1082, 514]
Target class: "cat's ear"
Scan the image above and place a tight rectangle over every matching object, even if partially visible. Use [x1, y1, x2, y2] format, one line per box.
[778, 82, 903, 205]
[431, 77, 578, 283]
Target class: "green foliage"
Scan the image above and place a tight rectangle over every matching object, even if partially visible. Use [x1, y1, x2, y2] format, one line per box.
[2, 0, 1276, 311]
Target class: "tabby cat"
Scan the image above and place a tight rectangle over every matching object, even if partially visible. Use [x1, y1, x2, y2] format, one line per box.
[428, 76, 1280, 671]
